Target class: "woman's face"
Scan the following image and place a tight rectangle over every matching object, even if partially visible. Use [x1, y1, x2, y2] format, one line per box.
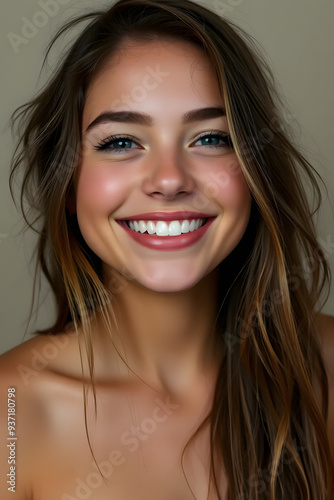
[75, 39, 251, 293]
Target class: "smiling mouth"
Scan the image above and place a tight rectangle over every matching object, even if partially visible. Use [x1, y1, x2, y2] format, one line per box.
[125, 218, 208, 236]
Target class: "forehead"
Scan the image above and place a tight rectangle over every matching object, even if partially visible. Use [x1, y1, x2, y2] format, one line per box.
[83, 39, 223, 127]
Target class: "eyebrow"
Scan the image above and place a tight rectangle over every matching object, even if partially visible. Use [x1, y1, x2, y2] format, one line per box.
[85, 106, 226, 133]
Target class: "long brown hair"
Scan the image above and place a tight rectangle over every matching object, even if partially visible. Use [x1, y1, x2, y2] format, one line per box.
[9, 0, 333, 498]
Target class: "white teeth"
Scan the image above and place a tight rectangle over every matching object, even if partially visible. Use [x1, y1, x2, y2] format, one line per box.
[180, 220, 190, 233]
[139, 221, 146, 233]
[146, 221, 156, 235]
[156, 221, 169, 236]
[126, 218, 206, 236]
[168, 221, 181, 236]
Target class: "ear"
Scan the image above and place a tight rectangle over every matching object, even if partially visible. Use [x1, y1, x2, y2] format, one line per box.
[65, 184, 76, 215]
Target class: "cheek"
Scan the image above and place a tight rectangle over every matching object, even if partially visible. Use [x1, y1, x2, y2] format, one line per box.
[203, 158, 250, 209]
[219, 171, 250, 210]
[75, 161, 129, 215]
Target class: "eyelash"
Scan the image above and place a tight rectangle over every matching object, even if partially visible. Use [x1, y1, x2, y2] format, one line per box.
[94, 131, 233, 153]
[94, 135, 140, 153]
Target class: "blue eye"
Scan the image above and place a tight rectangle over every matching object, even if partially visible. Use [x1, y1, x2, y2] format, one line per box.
[94, 135, 139, 153]
[193, 132, 233, 149]
[94, 131, 233, 154]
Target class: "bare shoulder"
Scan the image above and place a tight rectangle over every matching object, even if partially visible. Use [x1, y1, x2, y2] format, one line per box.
[0, 330, 84, 417]
[0, 328, 83, 382]
[0, 331, 82, 499]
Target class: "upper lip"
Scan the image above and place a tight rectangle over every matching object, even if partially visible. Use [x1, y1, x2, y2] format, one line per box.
[116, 211, 215, 221]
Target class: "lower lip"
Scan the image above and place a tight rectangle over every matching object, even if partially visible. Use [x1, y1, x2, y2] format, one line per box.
[116, 218, 216, 251]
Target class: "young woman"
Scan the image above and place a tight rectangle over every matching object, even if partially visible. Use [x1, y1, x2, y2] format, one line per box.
[1, 0, 333, 498]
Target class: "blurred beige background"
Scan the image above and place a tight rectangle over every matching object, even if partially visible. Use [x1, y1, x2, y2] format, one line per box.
[0, 0, 333, 354]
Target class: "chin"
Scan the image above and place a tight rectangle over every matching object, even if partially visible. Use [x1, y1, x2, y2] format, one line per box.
[137, 271, 207, 294]
[141, 283, 197, 294]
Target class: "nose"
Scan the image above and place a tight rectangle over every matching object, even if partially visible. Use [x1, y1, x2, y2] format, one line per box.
[141, 151, 195, 201]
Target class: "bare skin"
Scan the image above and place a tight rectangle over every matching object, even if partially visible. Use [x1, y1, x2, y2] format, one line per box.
[0, 327, 226, 500]
[0, 313, 333, 500]
[0, 40, 333, 499]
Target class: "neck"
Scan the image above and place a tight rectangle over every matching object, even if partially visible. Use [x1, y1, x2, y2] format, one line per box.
[90, 267, 224, 399]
